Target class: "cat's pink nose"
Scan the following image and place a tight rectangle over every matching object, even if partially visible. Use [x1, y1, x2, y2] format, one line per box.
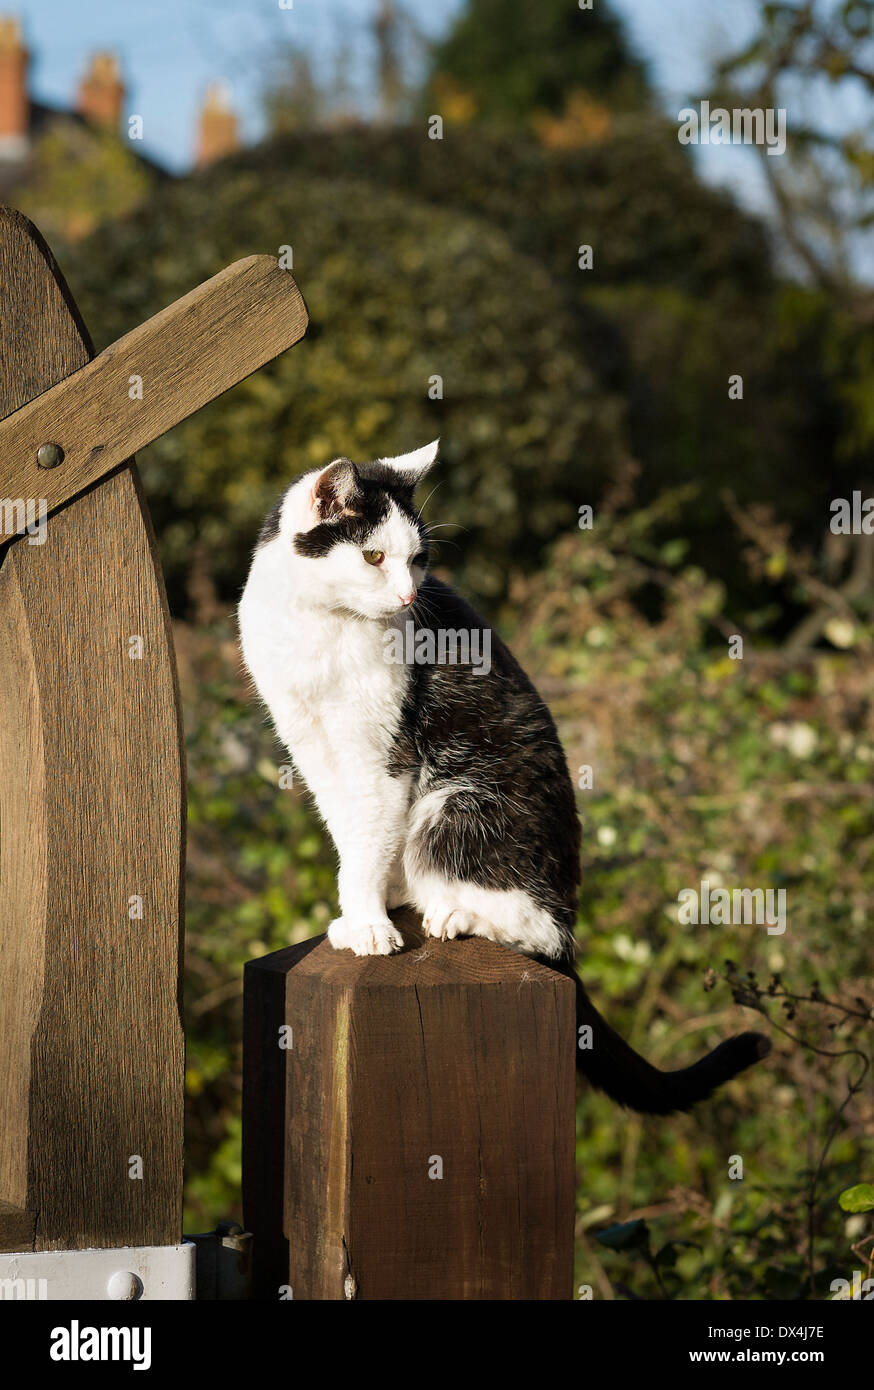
[399, 590, 417, 607]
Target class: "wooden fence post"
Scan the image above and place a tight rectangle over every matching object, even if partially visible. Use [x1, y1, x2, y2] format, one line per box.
[243, 911, 576, 1300]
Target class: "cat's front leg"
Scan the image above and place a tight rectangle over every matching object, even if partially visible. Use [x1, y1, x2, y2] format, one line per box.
[385, 853, 411, 910]
[329, 807, 408, 955]
[305, 758, 412, 956]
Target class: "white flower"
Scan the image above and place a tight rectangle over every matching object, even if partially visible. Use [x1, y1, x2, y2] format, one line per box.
[785, 722, 818, 758]
[613, 934, 652, 964]
[220, 730, 250, 771]
[769, 721, 817, 758]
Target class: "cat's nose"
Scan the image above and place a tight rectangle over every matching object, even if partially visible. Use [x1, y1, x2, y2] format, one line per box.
[399, 589, 417, 607]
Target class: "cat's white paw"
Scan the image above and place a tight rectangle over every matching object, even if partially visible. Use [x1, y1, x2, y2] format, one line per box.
[328, 916, 404, 956]
[423, 900, 481, 942]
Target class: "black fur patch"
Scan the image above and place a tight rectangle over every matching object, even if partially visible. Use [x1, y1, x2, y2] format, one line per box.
[293, 465, 423, 559]
[388, 576, 581, 957]
[294, 493, 390, 558]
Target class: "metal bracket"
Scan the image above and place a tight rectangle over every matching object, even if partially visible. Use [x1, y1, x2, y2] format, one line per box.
[0, 1242, 195, 1300]
[188, 1223, 253, 1301]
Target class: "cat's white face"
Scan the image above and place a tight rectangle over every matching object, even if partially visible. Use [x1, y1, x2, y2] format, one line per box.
[295, 498, 427, 619]
[275, 442, 437, 620]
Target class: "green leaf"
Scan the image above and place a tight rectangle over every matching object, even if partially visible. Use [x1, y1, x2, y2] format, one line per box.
[659, 539, 689, 568]
[838, 1183, 874, 1213]
[596, 1218, 650, 1252]
[655, 1239, 701, 1269]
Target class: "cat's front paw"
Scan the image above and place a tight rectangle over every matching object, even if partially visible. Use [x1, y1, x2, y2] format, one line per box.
[327, 916, 404, 956]
[423, 899, 480, 942]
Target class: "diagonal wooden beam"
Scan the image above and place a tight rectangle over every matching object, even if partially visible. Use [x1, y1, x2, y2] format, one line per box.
[0, 254, 308, 538]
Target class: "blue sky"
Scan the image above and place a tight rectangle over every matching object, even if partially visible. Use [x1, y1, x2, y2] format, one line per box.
[16, 0, 760, 174]
[35, 0, 872, 250]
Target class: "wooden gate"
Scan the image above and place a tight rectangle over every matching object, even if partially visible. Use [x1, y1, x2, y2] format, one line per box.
[0, 207, 307, 1275]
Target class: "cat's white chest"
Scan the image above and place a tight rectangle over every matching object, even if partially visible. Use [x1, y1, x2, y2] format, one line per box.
[238, 549, 409, 765]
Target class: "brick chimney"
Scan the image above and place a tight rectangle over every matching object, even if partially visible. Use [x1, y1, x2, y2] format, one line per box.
[0, 16, 29, 160]
[77, 51, 124, 131]
[196, 81, 239, 166]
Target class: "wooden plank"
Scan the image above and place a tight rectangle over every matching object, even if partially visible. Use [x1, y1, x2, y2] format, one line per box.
[0, 251, 308, 537]
[0, 1201, 36, 1252]
[0, 206, 185, 1250]
[242, 936, 321, 1301]
[243, 911, 577, 1301]
[0, 207, 90, 1247]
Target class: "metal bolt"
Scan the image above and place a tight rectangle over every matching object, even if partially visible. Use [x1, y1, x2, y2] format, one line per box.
[36, 442, 64, 470]
[106, 1269, 143, 1300]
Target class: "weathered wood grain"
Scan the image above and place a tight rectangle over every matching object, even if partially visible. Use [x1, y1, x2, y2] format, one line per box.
[0, 1201, 36, 1251]
[243, 911, 577, 1300]
[0, 251, 308, 537]
[242, 934, 321, 1301]
[0, 206, 185, 1250]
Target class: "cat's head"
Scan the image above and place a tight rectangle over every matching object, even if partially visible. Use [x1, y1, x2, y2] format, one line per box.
[263, 440, 438, 619]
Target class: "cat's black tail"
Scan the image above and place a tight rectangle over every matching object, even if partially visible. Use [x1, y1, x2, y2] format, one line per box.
[563, 967, 770, 1115]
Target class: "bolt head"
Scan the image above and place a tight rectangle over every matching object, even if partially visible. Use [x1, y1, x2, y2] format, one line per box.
[37, 442, 64, 470]
[107, 1269, 143, 1300]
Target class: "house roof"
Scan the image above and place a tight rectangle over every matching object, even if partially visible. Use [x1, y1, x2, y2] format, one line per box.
[0, 99, 168, 196]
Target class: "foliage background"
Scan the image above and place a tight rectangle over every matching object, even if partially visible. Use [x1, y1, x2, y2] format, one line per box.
[11, 0, 874, 1298]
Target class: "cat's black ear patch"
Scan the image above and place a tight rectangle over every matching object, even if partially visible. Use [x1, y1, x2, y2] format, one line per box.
[313, 459, 362, 520]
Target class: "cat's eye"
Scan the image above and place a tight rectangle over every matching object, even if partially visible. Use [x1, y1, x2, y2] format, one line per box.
[362, 549, 385, 566]
[412, 551, 428, 568]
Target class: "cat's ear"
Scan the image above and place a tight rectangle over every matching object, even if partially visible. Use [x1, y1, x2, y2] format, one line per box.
[379, 439, 440, 487]
[310, 459, 362, 520]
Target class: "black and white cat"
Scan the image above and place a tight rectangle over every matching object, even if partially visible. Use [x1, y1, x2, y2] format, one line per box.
[238, 440, 769, 1114]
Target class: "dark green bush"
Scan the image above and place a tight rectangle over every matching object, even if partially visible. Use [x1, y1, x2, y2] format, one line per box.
[63, 163, 628, 612]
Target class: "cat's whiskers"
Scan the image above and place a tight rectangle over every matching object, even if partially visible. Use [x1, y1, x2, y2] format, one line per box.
[415, 482, 443, 522]
[409, 592, 438, 627]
